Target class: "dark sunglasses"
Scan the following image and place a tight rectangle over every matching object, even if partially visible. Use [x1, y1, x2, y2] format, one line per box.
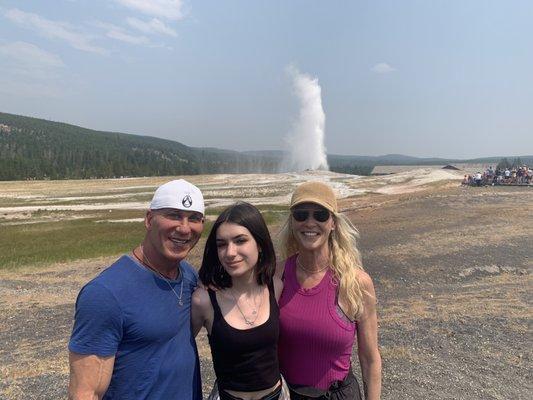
[292, 209, 331, 223]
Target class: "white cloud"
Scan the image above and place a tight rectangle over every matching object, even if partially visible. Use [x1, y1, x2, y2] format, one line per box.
[93, 21, 152, 45]
[3, 8, 106, 54]
[371, 62, 396, 74]
[126, 17, 177, 37]
[0, 41, 65, 68]
[115, 0, 184, 20]
[107, 29, 151, 45]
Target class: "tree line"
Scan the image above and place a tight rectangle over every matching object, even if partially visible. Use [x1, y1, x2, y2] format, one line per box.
[0, 113, 282, 180]
[496, 157, 526, 170]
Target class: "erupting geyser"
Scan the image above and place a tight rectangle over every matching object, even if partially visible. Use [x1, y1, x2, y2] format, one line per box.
[283, 65, 329, 172]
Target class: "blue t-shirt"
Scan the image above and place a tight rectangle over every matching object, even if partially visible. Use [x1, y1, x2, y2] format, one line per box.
[69, 255, 202, 400]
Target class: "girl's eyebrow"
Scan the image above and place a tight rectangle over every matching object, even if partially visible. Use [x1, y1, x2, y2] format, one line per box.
[216, 234, 248, 242]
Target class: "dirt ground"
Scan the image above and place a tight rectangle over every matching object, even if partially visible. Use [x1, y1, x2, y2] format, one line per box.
[1, 183, 531, 399]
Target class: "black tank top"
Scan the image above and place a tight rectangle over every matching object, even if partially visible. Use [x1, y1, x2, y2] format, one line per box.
[208, 283, 280, 392]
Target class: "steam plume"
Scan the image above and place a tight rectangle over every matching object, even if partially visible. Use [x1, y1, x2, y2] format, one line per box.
[283, 65, 329, 171]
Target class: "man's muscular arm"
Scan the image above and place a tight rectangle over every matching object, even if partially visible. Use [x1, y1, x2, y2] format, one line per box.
[68, 352, 115, 400]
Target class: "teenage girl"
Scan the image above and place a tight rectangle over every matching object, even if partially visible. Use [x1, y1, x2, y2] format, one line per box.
[192, 202, 288, 400]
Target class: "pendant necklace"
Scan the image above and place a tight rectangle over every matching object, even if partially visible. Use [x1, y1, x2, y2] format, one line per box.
[133, 246, 184, 307]
[229, 286, 263, 326]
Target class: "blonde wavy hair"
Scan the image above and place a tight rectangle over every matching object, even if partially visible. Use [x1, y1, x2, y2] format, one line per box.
[278, 211, 366, 320]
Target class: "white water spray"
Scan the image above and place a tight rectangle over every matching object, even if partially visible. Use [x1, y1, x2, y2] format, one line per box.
[282, 65, 329, 171]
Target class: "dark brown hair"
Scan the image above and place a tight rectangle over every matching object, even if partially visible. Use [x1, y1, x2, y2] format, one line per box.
[199, 202, 276, 289]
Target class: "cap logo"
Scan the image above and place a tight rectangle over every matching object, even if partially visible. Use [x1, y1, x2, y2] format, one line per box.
[182, 194, 193, 208]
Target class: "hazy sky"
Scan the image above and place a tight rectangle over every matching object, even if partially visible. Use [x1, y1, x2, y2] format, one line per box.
[1, 1, 532, 158]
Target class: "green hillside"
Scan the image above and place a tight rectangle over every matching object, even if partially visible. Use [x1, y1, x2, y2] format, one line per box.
[0, 112, 278, 180]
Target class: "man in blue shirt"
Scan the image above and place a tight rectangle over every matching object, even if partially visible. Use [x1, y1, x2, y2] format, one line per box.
[68, 179, 205, 399]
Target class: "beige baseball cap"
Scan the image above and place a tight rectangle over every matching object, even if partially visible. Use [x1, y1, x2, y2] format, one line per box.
[290, 181, 337, 213]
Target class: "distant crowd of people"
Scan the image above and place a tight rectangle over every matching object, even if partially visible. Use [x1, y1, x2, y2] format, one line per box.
[462, 165, 532, 186]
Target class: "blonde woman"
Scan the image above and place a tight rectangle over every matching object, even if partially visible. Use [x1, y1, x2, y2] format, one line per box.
[277, 181, 381, 400]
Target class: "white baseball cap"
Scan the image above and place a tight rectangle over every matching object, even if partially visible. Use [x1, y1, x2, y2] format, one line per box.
[149, 179, 205, 215]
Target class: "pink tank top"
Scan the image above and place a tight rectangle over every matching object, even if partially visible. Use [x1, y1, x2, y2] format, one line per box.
[278, 255, 357, 390]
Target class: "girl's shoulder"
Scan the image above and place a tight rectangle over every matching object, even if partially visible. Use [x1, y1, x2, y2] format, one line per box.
[192, 286, 212, 313]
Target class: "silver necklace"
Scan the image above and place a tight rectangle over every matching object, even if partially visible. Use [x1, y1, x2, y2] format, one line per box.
[135, 246, 184, 307]
[229, 286, 264, 326]
[297, 255, 329, 274]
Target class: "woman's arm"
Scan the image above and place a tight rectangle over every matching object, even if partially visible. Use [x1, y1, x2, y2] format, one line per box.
[356, 271, 382, 400]
[191, 287, 212, 337]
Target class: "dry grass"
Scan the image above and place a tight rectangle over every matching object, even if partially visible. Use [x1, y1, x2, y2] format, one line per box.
[378, 224, 531, 262]
[380, 345, 426, 363]
[380, 273, 532, 325]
